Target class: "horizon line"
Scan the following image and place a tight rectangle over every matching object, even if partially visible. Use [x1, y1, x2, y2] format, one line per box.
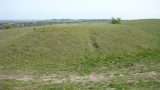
[0, 18, 160, 21]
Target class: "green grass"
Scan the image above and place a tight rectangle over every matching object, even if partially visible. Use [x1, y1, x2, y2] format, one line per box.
[0, 20, 160, 90]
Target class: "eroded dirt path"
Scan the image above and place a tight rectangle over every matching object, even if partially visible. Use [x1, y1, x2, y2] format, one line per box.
[1, 71, 160, 83]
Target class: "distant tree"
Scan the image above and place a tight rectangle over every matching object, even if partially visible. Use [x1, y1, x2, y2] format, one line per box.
[4, 24, 13, 29]
[111, 17, 121, 24]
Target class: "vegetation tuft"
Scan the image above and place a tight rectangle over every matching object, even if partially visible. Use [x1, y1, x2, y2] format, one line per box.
[111, 17, 121, 24]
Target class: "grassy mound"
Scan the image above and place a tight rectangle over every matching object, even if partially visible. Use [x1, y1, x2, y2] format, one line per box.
[0, 20, 160, 90]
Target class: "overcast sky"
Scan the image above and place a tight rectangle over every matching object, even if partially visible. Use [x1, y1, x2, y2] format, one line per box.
[0, 0, 160, 20]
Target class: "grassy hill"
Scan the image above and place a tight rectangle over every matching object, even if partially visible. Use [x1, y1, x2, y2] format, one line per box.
[0, 20, 160, 90]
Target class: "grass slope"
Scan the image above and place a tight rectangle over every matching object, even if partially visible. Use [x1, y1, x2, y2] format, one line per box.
[0, 20, 160, 90]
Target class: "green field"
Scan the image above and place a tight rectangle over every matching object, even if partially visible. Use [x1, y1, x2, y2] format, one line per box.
[0, 20, 160, 90]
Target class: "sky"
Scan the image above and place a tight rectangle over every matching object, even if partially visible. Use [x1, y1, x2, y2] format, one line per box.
[0, 0, 160, 20]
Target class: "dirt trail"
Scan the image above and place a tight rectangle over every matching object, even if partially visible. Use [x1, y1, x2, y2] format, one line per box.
[1, 71, 159, 83]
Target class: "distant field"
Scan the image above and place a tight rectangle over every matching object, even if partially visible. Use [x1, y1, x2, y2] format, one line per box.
[0, 20, 160, 90]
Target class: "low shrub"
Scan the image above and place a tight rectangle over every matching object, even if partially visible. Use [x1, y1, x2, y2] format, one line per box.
[111, 17, 121, 24]
[4, 24, 13, 29]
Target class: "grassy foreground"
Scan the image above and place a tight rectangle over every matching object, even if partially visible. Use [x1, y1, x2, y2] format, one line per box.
[0, 20, 160, 90]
